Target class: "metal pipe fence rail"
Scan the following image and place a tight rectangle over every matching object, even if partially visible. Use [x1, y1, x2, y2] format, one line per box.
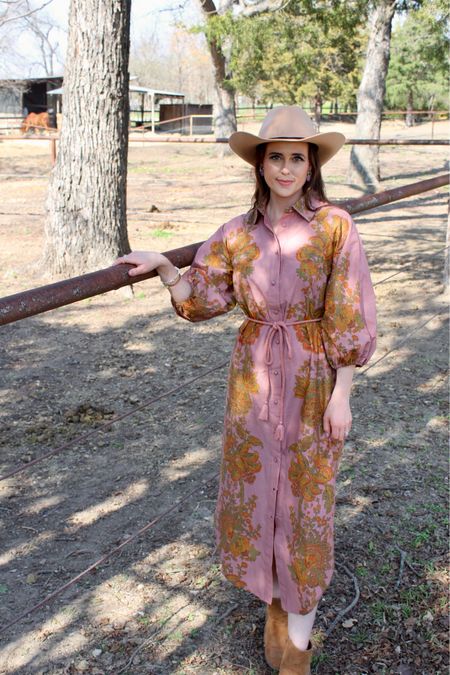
[0, 173, 448, 328]
[1, 134, 448, 167]
[0, 174, 448, 634]
[1, 134, 449, 144]
[127, 138, 450, 146]
[237, 108, 449, 116]
[132, 114, 214, 135]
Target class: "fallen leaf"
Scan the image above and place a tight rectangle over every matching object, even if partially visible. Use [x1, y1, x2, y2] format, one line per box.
[342, 618, 358, 628]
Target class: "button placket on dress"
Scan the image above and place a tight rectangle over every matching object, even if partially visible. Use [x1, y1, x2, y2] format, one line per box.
[258, 214, 321, 446]
[257, 207, 330, 600]
[263, 214, 284, 437]
[264, 214, 284, 544]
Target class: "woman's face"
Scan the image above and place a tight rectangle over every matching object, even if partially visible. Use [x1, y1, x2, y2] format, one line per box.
[262, 141, 310, 202]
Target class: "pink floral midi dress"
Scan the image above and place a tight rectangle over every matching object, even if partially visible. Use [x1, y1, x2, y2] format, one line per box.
[173, 195, 377, 614]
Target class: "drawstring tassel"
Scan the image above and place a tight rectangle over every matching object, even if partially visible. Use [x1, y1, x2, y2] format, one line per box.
[258, 402, 269, 421]
[275, 423, 285, 442]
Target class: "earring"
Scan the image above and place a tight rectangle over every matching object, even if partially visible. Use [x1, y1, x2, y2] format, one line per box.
[259, 166, 264, 176]
[306, 171, 311, 181]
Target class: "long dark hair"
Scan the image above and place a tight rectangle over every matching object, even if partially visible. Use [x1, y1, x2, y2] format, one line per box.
[249, 142, 327, 220]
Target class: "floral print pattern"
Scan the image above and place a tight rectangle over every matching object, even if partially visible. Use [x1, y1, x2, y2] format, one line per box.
[172, 195, 376, 614]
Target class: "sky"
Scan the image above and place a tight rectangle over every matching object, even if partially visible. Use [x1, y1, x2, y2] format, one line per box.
[1, 0, 202, 78]
[48, 0, 201, 43]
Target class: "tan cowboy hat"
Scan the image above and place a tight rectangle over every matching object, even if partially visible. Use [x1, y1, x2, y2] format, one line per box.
[228, 105, 346, 166]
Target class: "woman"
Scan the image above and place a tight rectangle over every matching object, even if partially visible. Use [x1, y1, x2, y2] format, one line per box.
[115, 106, 377, 674]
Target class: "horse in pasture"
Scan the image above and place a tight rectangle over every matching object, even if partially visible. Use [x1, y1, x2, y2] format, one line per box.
[20, 112, 55, 135]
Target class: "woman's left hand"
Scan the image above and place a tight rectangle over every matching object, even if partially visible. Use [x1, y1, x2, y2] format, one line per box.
[323, 392, 352, 441]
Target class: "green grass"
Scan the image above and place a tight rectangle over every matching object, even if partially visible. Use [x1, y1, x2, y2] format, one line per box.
[413, 523, 439, 548]
[151, 229, 173, 238]
[369, 600, 402, 624]
[400, 583, 432, 606]
[312, 651, 329, 667]
[349, 629, 369, 644]
[425, 502, 446, 514]
[137, 615, 152, 626]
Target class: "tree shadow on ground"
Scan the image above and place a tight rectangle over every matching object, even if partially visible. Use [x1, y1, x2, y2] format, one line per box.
[0, 211, 448, 673]
[381, 160, 449, 183]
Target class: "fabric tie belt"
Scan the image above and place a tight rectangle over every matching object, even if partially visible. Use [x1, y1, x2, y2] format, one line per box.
[246, 317, 322, 443]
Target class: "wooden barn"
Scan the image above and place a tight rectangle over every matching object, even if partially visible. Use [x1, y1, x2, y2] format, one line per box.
[0, 77, 213, 135]
[0, 76, 63, 127]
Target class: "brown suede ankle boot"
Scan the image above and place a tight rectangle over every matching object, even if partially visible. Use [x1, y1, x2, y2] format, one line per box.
[264, 598, 288, 670]
[279, 636, 313, 675]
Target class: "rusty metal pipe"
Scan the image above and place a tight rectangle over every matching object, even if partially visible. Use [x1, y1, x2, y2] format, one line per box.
[343, 174, 449, 214]
[0, 241, 203, 327]
[1, 135, 449, 145]
[129, 137, 450, 146]
[0, 173, 448, 327]
[346, 139, 449, 145]
[127, 138, 450, 146]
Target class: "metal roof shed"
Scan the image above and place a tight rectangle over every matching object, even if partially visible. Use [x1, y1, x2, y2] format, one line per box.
[47, 85, 185, 132]
[129, 86, 185, 131]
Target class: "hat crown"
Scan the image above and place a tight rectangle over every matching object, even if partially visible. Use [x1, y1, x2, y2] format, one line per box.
[259, 106, 315, 140]
[227, 105, 346, 167]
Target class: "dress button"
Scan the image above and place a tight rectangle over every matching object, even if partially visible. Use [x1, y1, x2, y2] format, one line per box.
[271, 280, 276, 286]
[274, 400, 278, 405]
[274, 370, 279, 375]
[274, 457, 278, 463]
[275, 339, 280, 345]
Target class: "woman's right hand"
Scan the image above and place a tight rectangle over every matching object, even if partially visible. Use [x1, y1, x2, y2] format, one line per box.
[114, 251, 192, 302]
[113, 251, 167, 277]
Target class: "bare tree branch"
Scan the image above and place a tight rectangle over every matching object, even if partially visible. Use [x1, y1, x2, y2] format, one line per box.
[233, 0, 293, 16]
[198, 0, 293, 17]
[23, 2, 60, 76]
[0, 0, 54, 28]
[158, 1, 189, 12]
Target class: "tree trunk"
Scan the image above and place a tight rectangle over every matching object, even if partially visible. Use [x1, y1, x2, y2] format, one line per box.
[444, 205, 450, 292]
[44, 0, 131, 277]
[199, 0, 237, 139]
[405, 89, 414, 127]
[348, 0, 396, 191]
[314, 94, 322, 131]
[213, 64, 237, 138]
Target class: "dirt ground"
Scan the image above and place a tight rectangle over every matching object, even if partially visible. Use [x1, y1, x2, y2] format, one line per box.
[0, 118, 448, 675]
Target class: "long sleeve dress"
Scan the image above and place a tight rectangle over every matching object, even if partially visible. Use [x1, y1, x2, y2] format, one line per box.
[172, 194, 377, 615]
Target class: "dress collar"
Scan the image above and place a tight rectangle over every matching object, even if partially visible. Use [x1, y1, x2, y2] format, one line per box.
[254, 193, 326, 223]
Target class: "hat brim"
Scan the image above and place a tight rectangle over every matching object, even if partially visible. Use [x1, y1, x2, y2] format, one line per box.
[228, 130, 346, 166]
